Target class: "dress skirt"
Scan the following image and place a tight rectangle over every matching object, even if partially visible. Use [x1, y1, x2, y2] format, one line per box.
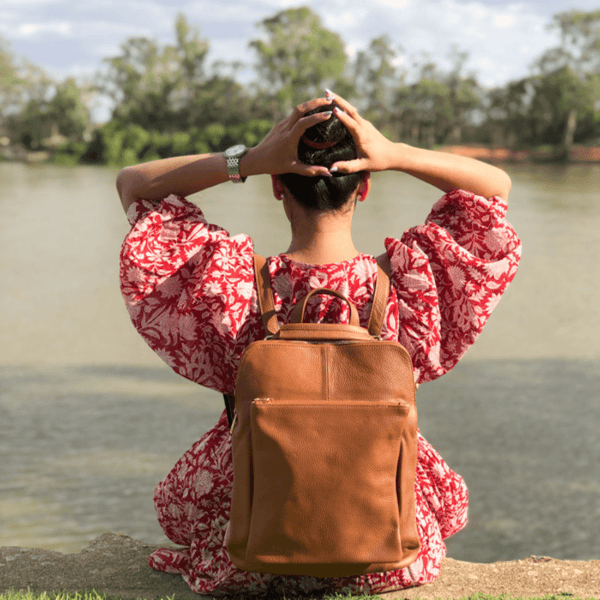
[148, 411, 469, 596]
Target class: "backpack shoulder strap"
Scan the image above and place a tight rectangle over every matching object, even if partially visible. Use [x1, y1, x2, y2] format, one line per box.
[254, 252, 390, 337]
[367, 253, 392, 337]
[253, 254, 280, 336]
[224, 254, 278, 426]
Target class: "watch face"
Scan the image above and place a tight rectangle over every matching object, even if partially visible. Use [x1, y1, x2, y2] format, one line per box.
[225, 144, 247, 158]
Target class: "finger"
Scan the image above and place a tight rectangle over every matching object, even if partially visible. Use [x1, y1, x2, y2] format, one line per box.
[327, 93, 360, 119]
[291, 110, 333, 137]
[293, 163, 332, 177]
[329, 159, 368, 174]
[290, 97, 333, 125]
[332, 106, 360, 136]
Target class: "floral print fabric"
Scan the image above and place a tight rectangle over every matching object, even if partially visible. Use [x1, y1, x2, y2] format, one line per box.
[120, 189, 521, 595]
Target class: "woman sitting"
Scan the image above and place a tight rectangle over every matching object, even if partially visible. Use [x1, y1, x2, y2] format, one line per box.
[117, 93, 521, 596]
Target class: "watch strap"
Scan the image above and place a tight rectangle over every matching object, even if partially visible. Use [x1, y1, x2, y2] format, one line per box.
[225, 147, 248, 183]
[226, 156, 246, 183]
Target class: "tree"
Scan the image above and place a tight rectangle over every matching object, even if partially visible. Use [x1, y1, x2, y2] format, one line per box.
[528, 66, 598, 149]
[99, 13, 252, 132]
[6, 77, 90, 150]
[0, 36, 18, 99]
[47, 78, 90, 139]
[531, 9, 600, 152]
[249, 7, 347, 117]
[99, 13, 212, 130]
[100, 34, 183, 130]
[410, 66, 453, 147]
[534, 9, 600, 76]
[392, 49, 480, 147]
[0, 37, 18, 135]
[349, 35, 405, 136]
[482, 78, 533, 147]
[444, 45, 481, 143]
[1, 35, 54, 138]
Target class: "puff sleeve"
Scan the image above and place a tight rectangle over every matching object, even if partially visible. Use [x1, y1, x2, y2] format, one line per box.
[385, 189, 521, 384]
[120, 195, 256, 393]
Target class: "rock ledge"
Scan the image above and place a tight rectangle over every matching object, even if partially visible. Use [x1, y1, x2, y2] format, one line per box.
[1, 533, 599, 599]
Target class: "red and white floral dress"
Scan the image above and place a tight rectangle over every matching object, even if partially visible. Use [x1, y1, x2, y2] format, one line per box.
[120, 189, 521, 596]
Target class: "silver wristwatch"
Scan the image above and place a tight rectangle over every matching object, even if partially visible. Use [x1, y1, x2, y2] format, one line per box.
[224, 144, 248, 183]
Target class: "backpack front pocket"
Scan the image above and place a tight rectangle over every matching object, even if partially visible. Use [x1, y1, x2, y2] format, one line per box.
[245, 398, 409, 576]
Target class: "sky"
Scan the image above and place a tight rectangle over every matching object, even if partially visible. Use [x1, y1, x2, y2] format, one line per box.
[2, 0, 599, 118]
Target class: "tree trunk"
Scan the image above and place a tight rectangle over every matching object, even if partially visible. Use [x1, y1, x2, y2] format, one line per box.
[562, 108, 577, 158]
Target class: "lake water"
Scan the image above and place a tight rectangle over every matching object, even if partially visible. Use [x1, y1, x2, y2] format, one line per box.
[1, 161, 599, 563]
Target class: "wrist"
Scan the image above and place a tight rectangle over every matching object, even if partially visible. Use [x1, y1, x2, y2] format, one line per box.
[239, 147, 263, 178]
[384, 142, 413, 172]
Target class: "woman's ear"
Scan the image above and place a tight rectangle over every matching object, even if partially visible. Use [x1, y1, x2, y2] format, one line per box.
[271, 175, 284, 201]
[357, 172, 371, 202]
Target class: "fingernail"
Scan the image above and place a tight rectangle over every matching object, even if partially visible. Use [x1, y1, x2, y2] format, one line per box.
[321, 111, 332, 118]
[330, 166, 338, 173]
[323, 171, 333, 178]
[325, 88, 335, 98]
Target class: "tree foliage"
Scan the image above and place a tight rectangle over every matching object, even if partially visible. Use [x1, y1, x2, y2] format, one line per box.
[2, 7, 600, 164]
[1, 35, 54, 132]
[534, 9, 600, 76]
[349, 35, 403, 136]
[5, 78, 90, 149]
[528, 9, 600, 151]
[249, 7, 347, 117]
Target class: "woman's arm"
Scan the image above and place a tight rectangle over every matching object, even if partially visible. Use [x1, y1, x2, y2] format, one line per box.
[116, 98, 334, 214]
[116, 154, 228, 214]
[386, 143, 512, 201]
[330, 94, 512, 201]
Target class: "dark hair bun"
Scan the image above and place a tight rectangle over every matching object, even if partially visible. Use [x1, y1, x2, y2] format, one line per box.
[280, 103, 365, 211]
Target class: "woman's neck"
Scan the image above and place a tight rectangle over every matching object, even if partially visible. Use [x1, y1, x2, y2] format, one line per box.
[284, 204, 359, 265]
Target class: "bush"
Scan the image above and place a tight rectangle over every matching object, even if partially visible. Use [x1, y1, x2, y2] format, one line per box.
[52, 140, 88, 165]
[78, 117, 275, 165]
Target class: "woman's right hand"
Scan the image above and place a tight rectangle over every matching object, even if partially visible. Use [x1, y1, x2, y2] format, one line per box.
[243, 98, 334, 178]
[326, 94, 398, 174]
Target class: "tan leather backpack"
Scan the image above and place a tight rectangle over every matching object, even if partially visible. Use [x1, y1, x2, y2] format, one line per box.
[225, 254, 420, 577]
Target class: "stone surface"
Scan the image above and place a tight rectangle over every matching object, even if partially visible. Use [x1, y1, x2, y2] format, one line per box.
[0, 533, 202, 599]
[0, 533, 599, 599]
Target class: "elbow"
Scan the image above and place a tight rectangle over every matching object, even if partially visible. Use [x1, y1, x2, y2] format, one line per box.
[116, 167, 133, 202]
[116, 167, 142, 213]
[496, 169, 512, 202]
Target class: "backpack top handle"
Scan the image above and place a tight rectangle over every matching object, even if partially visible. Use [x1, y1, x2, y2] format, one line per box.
[289, 287, 360, 326]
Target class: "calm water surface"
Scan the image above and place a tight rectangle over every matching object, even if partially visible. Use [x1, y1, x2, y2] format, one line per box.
[1, 162, 598, 562]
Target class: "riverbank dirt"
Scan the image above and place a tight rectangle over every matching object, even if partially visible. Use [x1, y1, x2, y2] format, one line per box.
[441, 144, 600, 163]
[1, 533, 599, 599]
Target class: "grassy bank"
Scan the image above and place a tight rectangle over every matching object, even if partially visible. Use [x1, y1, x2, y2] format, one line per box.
[0, 591, 594, 600]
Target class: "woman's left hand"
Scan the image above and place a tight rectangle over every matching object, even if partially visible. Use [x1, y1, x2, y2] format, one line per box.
[242, 98, 334, 178]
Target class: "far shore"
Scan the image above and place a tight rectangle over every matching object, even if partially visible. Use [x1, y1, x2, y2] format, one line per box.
[441, 143, 600, 164]
[2, 143, 600, 166]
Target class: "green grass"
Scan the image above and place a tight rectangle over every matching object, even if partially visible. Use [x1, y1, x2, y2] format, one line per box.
[0, 591, 596, 600]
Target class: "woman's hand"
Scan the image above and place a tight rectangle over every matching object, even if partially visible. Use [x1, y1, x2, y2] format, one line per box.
[243, 98, 334, 178]
[326, 94, 397, 174]
[327, 92, 511, 200]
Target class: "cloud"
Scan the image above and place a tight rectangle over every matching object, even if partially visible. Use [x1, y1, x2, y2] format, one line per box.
[1, 0, 564, 89]
[16, 21, 73, 38]
[314, 0, 560, 86]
